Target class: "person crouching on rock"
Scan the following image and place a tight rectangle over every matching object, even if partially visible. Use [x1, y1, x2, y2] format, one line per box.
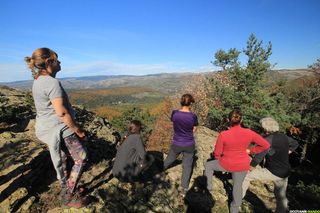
[25, 48, 87, 208]
[204, 109, 270, 213]
[112, 120, 154, 182]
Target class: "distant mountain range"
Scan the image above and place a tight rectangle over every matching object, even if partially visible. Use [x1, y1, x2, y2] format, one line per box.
[0, 69, 311, 93]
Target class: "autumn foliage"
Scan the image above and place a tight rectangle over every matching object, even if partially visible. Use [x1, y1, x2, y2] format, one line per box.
[182, 74, 214, 125]
[146, 98, 174, 153]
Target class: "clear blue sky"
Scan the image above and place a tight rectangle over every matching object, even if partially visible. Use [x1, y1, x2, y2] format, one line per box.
[1, 0, 319, 82]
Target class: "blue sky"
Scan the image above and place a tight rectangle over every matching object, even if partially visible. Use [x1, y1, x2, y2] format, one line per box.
[0, 0, 319, 82]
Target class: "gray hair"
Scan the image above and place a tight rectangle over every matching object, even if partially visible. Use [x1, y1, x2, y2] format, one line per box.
[260, 117, 279, 133]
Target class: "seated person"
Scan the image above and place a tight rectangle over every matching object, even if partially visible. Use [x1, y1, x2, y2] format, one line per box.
[112, 120, 154, 182]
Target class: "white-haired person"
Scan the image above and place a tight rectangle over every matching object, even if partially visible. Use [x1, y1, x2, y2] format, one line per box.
[242, 117, 299, 213]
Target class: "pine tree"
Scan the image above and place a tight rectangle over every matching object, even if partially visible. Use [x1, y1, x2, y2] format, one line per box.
[208, 34, 291, 132]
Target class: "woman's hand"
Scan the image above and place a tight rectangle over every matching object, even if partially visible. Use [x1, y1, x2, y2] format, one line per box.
[51, 97, 84, 139]
[75, 127, 85, 140]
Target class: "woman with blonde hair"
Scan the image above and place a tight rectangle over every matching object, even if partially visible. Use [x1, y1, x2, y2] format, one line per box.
[204, 109, 270, 213]
[25, 48, 87, 208]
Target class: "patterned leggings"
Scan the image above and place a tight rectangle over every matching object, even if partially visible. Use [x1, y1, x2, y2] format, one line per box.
[60, 133, 87, 193]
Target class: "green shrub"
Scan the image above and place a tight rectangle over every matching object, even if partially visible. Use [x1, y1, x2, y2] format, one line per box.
[295, 181, 320, 202]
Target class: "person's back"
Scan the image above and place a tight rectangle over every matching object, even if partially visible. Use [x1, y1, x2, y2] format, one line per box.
[265, 132, 293, 178]
[33, 75, 74, 121]
[163, 93, 198, 195]
[32, 75, 58, 120]
[112, 120, 154, 182]
[242, 117, 299, 213]
[205, 109, 270, 213]
[214, 125, 269, 172]
[112, 134, 146, 178]
[171, 109, 197, 147]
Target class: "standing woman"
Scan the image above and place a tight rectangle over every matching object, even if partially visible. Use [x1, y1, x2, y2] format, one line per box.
[163, 94, 198, 195]
[204, 109, 270, 213]
[25, 48, 87, 208]
[242, 117, 299, 213]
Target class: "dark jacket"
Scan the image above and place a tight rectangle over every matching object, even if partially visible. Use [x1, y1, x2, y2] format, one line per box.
[250, 132, 299, 178]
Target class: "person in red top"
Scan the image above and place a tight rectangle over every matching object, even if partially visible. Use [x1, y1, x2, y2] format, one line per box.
[204, 109, 270, 213]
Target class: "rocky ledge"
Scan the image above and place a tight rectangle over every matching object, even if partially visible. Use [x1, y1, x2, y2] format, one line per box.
[0, 86, 277, 212]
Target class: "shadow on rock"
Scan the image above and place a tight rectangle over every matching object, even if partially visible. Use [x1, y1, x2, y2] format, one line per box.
[184, 175, 215, 213]
[140, 151, 164, 182]
[0, 149, 56, 212]
[243, 190, 272, 213]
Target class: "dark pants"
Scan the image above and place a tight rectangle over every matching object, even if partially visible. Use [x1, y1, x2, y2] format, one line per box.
[164, 144, 195, 189]
[116, 154, 155, 183]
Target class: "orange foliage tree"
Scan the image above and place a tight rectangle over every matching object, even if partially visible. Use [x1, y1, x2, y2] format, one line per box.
[93, 106, 122, 119]
[182, 73, 215, 125]
[146, 98, 174, 153]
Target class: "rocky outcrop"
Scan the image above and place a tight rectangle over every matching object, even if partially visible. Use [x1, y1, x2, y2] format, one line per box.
[0, 86, 48, 212]
[0, 86, 278, 212]
[0, 86, 119, 212]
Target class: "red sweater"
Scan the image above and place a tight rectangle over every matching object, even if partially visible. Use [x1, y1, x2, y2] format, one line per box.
[214, 125, 270, 172]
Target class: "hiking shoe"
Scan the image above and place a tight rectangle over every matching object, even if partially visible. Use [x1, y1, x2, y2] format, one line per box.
[178, 186, 188, 197]
[66, 193, 86, 208]
[153, 171, 165, 180]
[60, 187, 72, 205]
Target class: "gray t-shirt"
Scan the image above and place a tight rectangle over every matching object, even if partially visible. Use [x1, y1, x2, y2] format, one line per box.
[32, 75, 75, 137]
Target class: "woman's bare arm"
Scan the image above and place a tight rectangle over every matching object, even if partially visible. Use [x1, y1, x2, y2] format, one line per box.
[51, 97, 85, 138]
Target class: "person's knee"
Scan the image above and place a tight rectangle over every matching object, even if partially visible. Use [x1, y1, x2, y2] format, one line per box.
[204, 161, 211, 171]
[77, 148, 87, 162]
[183, 157, 193, 167]
[74, 159, 82, 165]
[182, 164, 193, 171]
[74, 150, 87, 167]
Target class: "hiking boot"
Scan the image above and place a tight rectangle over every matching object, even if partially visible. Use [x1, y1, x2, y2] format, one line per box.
[61, 187, 86, 208]
[66, 192, 86, 208]
[60, 187, 72, 205]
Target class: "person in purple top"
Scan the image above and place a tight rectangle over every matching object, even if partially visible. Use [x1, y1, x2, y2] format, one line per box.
[163, 94, 198, 196]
